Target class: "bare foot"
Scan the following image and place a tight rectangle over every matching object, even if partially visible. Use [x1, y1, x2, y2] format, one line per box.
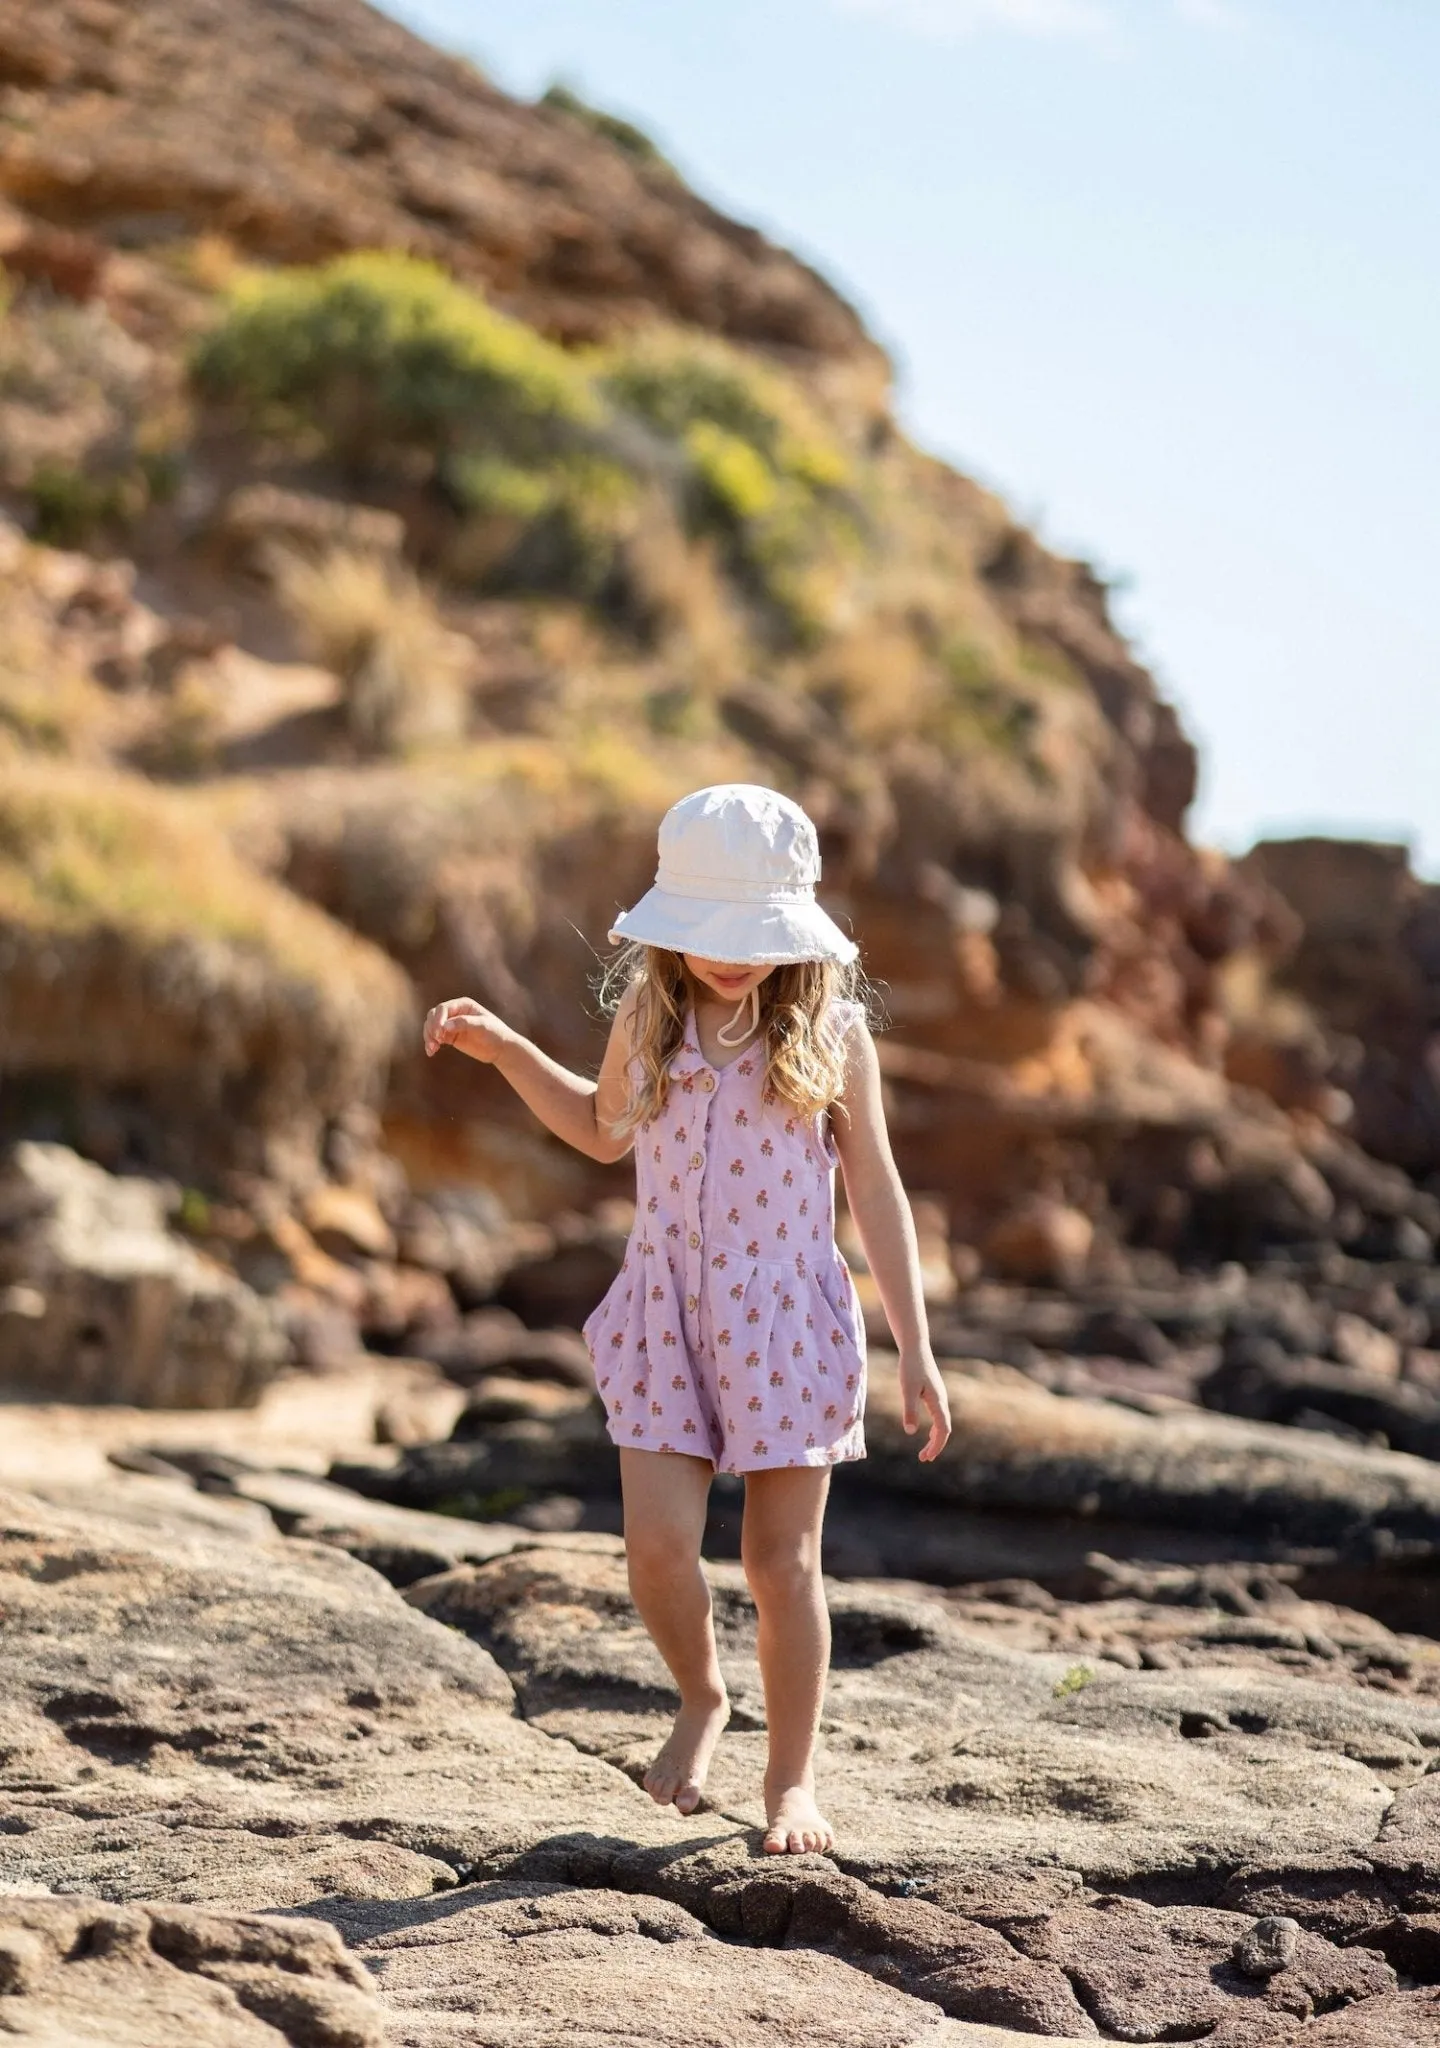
[643, 1689, 730, 1815]
[762, 1780, 834, 1855]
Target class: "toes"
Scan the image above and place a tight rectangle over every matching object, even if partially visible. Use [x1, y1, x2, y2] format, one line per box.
[674, 1781, 702, 1816]
[762, 1828, 784, 1855]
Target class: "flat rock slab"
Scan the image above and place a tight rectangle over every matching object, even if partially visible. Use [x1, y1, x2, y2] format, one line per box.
[2, 1478, 1434, 2044]
[219, 1466, 624, 1586]
[406, 1549, 1440, 1892]
[0, 1896, 385, 2046]
[0, 1484, 727, 1913]
[321, 1880, 1099, 2048]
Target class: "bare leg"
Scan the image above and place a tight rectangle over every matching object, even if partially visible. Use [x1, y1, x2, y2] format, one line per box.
[619, 1448, 729, 1815]
[741, 1465, 835, 1854]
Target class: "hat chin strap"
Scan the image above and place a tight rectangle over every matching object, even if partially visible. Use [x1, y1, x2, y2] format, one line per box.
[715, 985, 760, 1048]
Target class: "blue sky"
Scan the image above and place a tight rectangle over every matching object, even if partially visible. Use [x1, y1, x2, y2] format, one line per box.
[385, 0, 1440, 869]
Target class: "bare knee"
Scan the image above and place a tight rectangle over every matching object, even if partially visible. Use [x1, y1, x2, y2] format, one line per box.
[627, 1520, 703, 1597]
[742, 1534, 823, 1613]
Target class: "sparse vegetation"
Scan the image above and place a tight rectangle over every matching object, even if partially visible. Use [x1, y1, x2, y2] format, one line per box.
[192, 268, 861, 639]
[540, 83, 678, 179]
[599, 329, 858, 639]
[0, 542, 112, 758]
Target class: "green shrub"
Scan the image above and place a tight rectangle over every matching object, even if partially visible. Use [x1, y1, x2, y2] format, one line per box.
[599, 333, 856, 642]
[600, 331, 849, 494]
[192, 257, 862, 638]
[685, 422, 777, 525]
[192, 252, 599, 472]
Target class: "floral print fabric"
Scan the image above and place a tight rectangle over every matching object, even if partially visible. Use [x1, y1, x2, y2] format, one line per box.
[584, 1004, 867, 1473]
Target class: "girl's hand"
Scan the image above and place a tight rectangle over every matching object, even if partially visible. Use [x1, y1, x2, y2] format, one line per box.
[899, 1348, 952, 1462]
[423, 997, 512, 1063]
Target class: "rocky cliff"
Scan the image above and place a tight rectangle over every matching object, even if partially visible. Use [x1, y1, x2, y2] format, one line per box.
[0, 0, 1432, 1346]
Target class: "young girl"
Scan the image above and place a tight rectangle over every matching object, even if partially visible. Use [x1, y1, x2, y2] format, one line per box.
[424, 783, 950, 1856]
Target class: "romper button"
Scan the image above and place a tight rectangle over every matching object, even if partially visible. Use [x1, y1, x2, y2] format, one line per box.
[689, 1153, 703, 1170]
[701, 1074, 715, 1092]
[687, 1294, 698, 1311]
[688, 1231, 701, 1249]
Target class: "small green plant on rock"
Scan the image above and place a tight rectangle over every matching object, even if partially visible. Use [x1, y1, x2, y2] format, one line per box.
[1053, 1662, 1096, 1699]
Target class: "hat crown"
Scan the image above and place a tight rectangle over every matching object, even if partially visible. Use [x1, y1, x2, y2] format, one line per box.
[656, 785, 819, 902]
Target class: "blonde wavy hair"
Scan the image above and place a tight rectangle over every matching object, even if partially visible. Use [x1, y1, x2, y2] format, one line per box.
[601, 945, 868, 1134]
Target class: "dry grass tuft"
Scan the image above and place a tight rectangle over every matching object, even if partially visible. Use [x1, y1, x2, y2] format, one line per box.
[272, 547, 474, 758]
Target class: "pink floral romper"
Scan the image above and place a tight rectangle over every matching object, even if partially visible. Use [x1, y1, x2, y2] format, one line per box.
[584, 1003, 867, 1474]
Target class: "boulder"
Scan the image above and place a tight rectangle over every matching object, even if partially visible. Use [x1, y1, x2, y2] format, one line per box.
[301, 1182, 396, 1263]
[982, 1199, 1094, 1288]
[0, 1141, 288, 1406]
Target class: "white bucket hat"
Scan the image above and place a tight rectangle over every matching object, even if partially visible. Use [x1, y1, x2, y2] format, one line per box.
[609, 784, 858, 967]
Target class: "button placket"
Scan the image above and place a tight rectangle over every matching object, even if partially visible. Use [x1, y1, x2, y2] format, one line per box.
[681, 1061, 714, 1350]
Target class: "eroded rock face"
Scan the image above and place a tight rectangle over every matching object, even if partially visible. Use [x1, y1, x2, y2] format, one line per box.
[0, 1897, 385, 2047]
[0, 1141, 289, 1406]
[859, 1369, 1440, 1553]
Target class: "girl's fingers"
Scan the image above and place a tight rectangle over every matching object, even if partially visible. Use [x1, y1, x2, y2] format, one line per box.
[919, 1383, 952, 1461]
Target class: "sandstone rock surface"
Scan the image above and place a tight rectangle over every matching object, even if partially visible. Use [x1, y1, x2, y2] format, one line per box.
[859, 1368, 1440, 1553]
[0, 1896, 385, 2046]
[320, 1881, 1100, 2048]
[3, 1470, 1439, 2041]
[0, 1482, 719, 1913]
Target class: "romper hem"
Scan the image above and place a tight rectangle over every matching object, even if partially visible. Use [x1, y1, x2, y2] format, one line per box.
[604, 1423, 867, 1476]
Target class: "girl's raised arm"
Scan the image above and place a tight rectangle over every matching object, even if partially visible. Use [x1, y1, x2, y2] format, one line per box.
[831, 1021, 952, 1461]
[423, 984, 640, 1165]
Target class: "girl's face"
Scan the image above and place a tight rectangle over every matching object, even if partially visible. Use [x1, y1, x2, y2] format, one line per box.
[683, 956, 776, 1005]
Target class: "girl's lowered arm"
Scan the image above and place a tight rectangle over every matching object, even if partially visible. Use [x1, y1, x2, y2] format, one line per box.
[423, 984, 639, 1165]
[831, 1021, 952, 1461]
